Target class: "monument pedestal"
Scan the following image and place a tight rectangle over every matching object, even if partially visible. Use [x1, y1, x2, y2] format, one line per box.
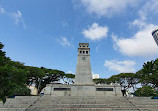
[41, 84, 122, 97]
[71, 84, 95, 96]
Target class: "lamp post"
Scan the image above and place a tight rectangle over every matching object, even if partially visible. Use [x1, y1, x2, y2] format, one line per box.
[152, 28, 158, 46]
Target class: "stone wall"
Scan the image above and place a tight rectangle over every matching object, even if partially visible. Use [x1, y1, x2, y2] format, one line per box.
[41, 84, 122, 97]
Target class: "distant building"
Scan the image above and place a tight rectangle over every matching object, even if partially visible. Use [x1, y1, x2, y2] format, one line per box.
[152, 28, 158, 46]
[92, 74, 99, 79]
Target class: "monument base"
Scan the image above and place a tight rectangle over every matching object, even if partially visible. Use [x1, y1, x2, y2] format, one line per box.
[71, 84, 96, 96]
[41, 84, 122, 97]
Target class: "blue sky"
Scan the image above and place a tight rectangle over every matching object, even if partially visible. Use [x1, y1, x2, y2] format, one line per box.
[0, 0, 158, 78]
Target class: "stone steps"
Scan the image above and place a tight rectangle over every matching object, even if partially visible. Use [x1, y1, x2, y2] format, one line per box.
[0, 96, 39, 111]
[26, 96, 138, 111]
[0, 108, 26, 111]
[1, 96, 158, 111]
[0, 104, 30, 108]
[26, 107, 150, 111]
[37, 102, 126, 104]
[30, 104, 134, 108]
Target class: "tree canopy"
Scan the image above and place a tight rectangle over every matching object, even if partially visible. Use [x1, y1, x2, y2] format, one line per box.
[135, 86, 158, 97]
[94, 59, 158, 97]
[0, 42, 75, 103]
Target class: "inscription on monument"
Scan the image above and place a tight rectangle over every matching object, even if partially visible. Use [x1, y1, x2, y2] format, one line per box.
[54, 88, 71, 91]
[96, 88, 113, 91]
[82, 56, 85, 60]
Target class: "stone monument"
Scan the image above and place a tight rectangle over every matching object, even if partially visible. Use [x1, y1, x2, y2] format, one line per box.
[75, 43, 93, 85]
[42, 43, 122, 97]
[2, 44, 158, 111]
[71, 43, 95, 96]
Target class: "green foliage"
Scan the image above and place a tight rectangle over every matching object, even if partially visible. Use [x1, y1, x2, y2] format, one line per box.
[0, 42, 10, 66]
[38, 68, 75, 93]
[107, 75, 120, 84]
[104, 73, 138, 91]
[25, 66, 45, 87]
[27, 66, 45, 78]
[136, 59, 158, 87]
[0, 64, 30, 101]
[93, 78, 107, 84]
[135, 86, 158, 97]
[11, 84, 31, 96]
[0, 42, 30, 103]
[65, 74, 75, 78]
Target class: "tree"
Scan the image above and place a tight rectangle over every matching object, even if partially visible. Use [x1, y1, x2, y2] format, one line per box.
[119, 73, 138, 91]
[0, 42, 30, 104]
[0, 42, 10, 66]
[107, 75, 120, 84]
[0, 42, 12, 103]
[38, 68, 69, 93]
[25, 66, 45, 86]
[93, 78, 107, 84]
[0, 41, 74, 101]
[62, 73, 75, 84]
[137, 61, 154, 86]
[0, 64, 30, 104]
[135, 86, 158, 97]
[152, 59, 158, 87]
[106, 73, 138, 92]
[136, 60, 158, 88]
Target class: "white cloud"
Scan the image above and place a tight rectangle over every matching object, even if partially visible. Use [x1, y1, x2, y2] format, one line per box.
[112, 0, 158, 57]
[0, 7, 25, 28]
[80, 0, 139, 17]
[104, 60, 136, 73]
[12, 10, 22, 25]
[59, 37, 71, 47]
[82, 23, 108, 40]
[138, 0, 158, 21]
[11, 10, 26, 29]
[0, 7, 6, 14]
[11, 10, 25, 28]
[112, 23, 158, 57]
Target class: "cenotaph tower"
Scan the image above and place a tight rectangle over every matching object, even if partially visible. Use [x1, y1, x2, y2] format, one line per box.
[42, 43, 122, 97]
[75, 43, 94, 85]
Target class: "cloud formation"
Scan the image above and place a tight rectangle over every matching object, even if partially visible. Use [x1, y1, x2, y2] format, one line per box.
[59, 37, 71, 47]
[112, 23, 158, 57]
[138, 0, 158, 20]
[82, 23, 108, 40]
[104, 60, 136, 73]
[112, 0, 158, 57]
[11, 10, 26, 28]
[80, 0, 139, 17]
[12, 10, 22, 25]
[0, 7, 25, 28]
[0, 7, 6, 14]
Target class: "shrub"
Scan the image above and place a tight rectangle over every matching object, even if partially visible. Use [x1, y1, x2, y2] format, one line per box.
[135, 86, 158, 97]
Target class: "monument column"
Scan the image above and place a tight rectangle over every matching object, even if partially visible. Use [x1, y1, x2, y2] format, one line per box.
[72, 43, 95, 96]
[75, 43, 94, 85]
